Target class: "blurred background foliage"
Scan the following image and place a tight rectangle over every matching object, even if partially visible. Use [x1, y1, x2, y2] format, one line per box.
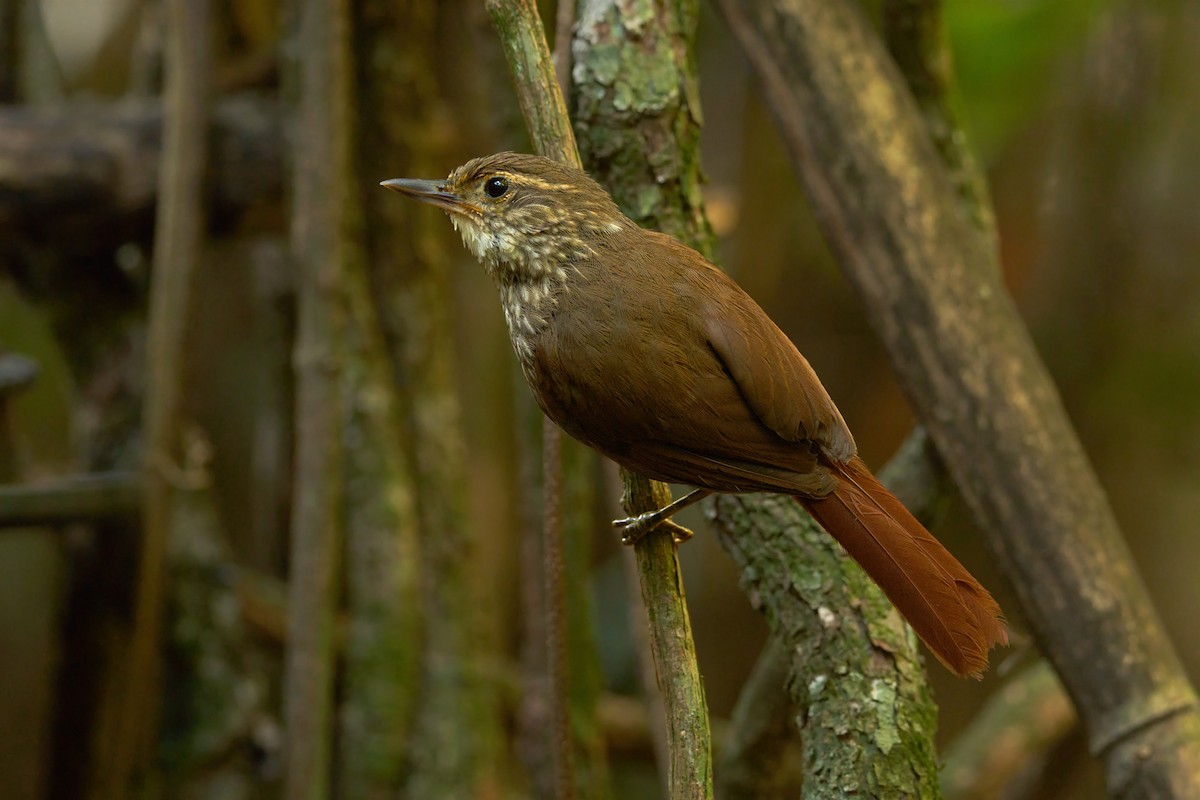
[0, 0, 1197, 798]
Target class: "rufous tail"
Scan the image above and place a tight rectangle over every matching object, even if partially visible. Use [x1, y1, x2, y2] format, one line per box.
[798, 456, 1007, 678]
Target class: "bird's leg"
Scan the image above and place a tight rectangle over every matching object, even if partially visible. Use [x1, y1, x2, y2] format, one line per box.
[614, 489, 714, 545]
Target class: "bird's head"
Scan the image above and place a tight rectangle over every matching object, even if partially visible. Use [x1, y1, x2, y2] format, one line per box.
[381, 152, 627, 282]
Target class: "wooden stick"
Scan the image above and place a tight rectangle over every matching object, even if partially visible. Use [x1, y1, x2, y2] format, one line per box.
[110, 0, 211, 793]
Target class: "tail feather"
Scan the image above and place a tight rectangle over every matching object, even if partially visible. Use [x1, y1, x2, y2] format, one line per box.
[799, 456, 1007, 677]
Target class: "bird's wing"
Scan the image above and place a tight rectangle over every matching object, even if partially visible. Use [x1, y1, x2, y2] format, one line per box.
[532, 228, 854, 490]
[664, 243, 855, 461]
[621, 438, 838, 496]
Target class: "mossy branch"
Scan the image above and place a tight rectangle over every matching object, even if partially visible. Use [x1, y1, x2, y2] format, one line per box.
[709, 431, 946, 799]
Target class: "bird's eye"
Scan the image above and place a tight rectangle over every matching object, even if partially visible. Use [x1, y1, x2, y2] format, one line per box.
[484, 176, 509, 199]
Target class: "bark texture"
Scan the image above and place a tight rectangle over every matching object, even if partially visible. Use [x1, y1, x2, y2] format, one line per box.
[572, 0, 715, 258]
[715, 0, 1200, 795]
[709, 433, 945, 800]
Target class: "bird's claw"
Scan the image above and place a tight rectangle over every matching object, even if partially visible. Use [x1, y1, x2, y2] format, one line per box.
[613, 515, 694, 546]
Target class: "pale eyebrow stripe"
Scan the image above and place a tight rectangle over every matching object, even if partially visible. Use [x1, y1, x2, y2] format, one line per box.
[491, 172, 578, 193]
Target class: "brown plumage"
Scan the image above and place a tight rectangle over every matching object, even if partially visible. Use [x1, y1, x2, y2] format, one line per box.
[382, 152, 1007, 676]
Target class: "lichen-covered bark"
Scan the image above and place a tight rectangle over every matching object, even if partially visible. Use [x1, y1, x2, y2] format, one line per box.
[571, 2, 940, 795]
[709, 493, 941, 800]
[573, 0, 715, 258]
[715, 431, 946, 799]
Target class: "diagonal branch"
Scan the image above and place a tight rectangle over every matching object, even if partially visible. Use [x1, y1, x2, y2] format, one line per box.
[710, 430, 946, 799]
[714, 0, 1200, 794]
[941, 662, 1076, 800]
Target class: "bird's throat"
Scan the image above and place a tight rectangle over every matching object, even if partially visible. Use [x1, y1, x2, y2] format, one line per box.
[499, 274, 563, 364]
[446, 211, 576, 364]
[450, 213, 516, 267]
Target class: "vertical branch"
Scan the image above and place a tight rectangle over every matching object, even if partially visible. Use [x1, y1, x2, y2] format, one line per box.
[485, 0, 581, 168]
[559, 440, 612, 799]
[284, 0, 350, 796]
[515, 386, 554, 794]
[113, 0, 210, 794]
[624, 487, 712, 798]
[541, 418, 575, 800]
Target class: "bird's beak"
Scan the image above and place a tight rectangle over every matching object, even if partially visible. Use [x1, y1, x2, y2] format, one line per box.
[380, 178, 464, 212]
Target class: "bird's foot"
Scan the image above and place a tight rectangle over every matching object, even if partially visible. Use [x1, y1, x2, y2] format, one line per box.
[613, 514, 694, 545]
[613, 489, 712, 545]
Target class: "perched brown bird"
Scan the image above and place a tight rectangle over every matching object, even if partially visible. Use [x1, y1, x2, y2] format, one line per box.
[383, 152, 1006, 677]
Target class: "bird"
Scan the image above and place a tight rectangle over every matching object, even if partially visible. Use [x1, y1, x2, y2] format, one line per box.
[382, 151, 1007, 677]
